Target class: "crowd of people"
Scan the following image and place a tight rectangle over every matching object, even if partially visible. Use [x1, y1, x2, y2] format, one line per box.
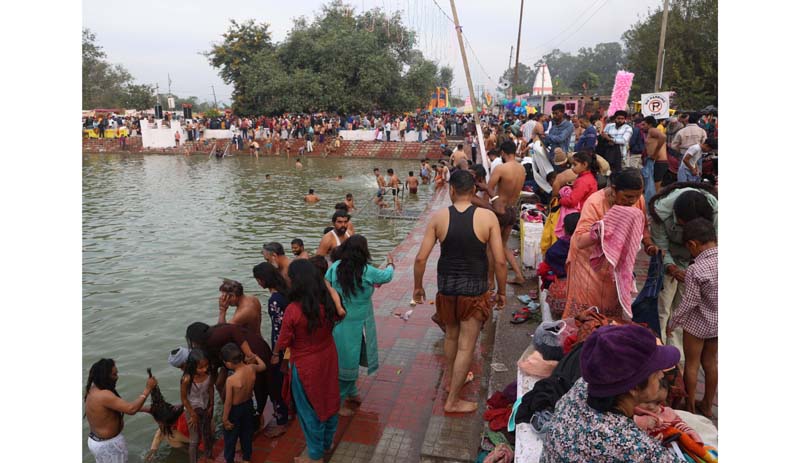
[84, 102, 719, 463]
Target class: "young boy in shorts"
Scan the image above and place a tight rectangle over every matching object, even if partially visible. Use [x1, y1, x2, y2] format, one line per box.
[221, 343, 266, 463]
[667, 218, 717, 418]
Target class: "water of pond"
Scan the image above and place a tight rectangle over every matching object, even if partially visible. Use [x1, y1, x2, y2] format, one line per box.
[82, 153, 434, 462]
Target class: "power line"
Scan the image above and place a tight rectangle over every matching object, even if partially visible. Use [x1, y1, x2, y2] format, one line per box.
[522, 0, 608, 62]
[543, 0, 611, 55]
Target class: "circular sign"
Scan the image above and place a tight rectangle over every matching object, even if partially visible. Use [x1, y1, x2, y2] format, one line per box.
[647, 99, 663, 113]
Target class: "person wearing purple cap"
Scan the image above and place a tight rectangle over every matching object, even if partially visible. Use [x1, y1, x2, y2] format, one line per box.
[541, 324, 682, 463]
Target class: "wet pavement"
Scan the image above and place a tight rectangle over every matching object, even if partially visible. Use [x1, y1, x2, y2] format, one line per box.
[207, 191, 717, 462]
[210, 186, 493, 463]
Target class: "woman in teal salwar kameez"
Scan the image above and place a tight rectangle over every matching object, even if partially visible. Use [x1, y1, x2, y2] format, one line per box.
[325, 235, 394, 416]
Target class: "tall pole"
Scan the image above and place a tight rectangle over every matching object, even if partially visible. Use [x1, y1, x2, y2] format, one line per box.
[211, 85, 218, 109]
[654, 0, 670, 92]
[513, 0, 524, 88]
[448, 0, 487, 167]
[508, 46, 514, 70]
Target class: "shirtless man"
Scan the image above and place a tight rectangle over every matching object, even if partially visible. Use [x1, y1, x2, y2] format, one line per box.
[249, 140, 260, 158]
[218, 279, 262, 335]
[344, 193, 356, 212]
[373, 168, 388, 208]
[488, 141, 527, 286]
[304, 189, 320, 203]
[642, 115, 669, 192]
[291, 238, 310, 259]
[263, 242, 292, 280]
[387, 168, 402, 211]
[316, 210, 352, 258]
[85, 358, 158, 463]
[413, 170, 507, 413]
[405, 171, 420, 195]
[295, 158, 303, 169]
[450, 144, 468, 167]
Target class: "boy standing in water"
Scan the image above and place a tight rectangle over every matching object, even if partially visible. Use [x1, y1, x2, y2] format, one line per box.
[222, 343, 266, 463]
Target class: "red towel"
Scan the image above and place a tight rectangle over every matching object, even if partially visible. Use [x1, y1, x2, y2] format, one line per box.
[589, 205, 644, 318]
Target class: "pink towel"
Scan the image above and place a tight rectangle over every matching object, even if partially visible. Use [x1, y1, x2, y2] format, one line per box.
[589, 205, 644, 318]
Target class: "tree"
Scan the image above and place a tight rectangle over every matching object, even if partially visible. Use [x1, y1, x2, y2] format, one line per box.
[122, 84, 155, 109]
[571, 70, 600, 93]
[622, 0, 717, 108]
[83, 28, 157, 110]
[501, 63, 536, 94]
[435, 66, 454, 91]
[206, 0, 443, 114]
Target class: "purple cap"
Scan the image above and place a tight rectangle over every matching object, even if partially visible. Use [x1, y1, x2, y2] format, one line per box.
[580, 325, 680, 397]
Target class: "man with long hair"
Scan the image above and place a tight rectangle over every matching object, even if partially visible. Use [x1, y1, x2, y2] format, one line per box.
[84, 358, 157, 462]
[413, 170, 508, 413]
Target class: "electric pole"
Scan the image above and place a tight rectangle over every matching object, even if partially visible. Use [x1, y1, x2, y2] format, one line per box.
[448, 0, 488, 166]
[211, 85, 218, 109]
[167, 74, 172, 99]
[513, 0, 524, 88]
[508, 46, 514, 71]
[155, 83, 160, 105]
[654, 0, 670, 92]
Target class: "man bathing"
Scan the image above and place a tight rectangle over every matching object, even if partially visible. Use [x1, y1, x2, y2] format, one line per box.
[405, 171, 419, 195]
[304, 189, 320, 203]
[373, 168, 388, 208]
[291, 238, 310, 259]
[85, 358, 158, 462]
[344, 193, 356, 212]
[387, 168, 402, 211]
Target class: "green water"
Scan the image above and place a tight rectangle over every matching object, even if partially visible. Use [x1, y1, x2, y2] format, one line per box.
[82, 153, 433, 462]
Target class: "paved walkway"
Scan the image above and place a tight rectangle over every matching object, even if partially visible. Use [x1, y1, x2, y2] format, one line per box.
[208, 190, 717, 462]
[211, 186, 492, 463]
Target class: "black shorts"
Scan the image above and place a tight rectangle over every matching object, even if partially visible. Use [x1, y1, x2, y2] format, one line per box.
[653, 160, 669, 182]
[390, 188, 398, 196]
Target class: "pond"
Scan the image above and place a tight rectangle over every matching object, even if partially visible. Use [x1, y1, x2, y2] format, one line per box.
[82, 153, 434, 462]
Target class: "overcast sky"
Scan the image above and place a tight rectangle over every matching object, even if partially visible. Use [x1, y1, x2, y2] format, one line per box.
[83, 0, 663, 105]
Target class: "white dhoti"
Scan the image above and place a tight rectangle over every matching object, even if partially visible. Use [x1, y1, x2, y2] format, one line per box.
[87, 433, 128, 463]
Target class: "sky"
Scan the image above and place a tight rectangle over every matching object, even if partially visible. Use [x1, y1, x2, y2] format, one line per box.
[83, 0, 664, 105]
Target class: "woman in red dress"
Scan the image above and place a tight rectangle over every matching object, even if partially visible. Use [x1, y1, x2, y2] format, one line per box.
[274, 259, 346, 463]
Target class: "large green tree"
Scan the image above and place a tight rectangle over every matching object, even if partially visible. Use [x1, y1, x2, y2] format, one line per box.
[622, 0, 718, 108]
[206, 0, 443, 114]
[82, 28, 156, 109]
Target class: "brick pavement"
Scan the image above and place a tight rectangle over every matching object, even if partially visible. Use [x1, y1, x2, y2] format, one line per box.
[210, 186, 493, 463]
[207, 193, 717, 462]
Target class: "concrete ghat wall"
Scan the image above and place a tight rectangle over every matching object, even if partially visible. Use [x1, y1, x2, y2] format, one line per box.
[82, 137, 446, 160]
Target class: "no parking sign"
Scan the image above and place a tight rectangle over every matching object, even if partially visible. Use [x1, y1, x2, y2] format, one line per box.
[641, 92, 670, 118]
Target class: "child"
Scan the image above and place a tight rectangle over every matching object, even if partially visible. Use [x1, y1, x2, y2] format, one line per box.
[181, 349, 215, 463]
[535, 213, 581, 321]
[667, 217, 717, 418]
[221, 342, 266, 463]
